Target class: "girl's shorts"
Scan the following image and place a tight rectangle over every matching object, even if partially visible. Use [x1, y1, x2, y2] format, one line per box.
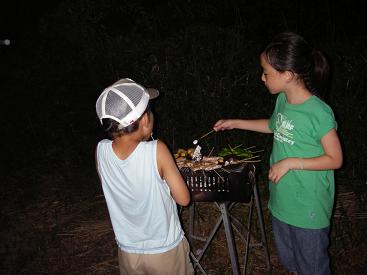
[272, 216, 330, 275]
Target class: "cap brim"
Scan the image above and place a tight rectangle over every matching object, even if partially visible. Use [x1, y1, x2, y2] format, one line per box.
[147, 88, 159, 99]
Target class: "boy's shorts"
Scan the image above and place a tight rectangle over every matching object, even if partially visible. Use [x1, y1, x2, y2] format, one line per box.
[118, 237, 194, 275]
[272, 216, 330, 275]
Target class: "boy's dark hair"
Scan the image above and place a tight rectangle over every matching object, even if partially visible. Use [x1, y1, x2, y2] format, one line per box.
[263, 32, 330, 98]
[103, 104, 151, 139]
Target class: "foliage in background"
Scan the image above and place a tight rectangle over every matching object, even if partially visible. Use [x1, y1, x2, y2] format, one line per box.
[4, 0, 366, 191]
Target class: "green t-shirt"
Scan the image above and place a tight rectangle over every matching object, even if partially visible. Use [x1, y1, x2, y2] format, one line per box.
[268, 92, 337, 229]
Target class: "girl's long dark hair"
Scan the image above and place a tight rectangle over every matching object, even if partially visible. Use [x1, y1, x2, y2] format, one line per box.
[263, 32, 330, 98]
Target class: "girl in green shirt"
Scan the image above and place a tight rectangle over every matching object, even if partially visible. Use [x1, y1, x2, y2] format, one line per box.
[213, 32, 343, 275]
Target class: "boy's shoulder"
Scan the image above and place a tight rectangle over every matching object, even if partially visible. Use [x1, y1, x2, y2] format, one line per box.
[97, 139, 112, 146]
[155, 140, 173, 159]
[156, 139, 169, 150]
[96, 139, 112, 152]
[99, 139, 112, 144]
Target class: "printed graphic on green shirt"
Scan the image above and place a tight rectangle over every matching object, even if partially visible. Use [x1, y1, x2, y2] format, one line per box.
[274, 113, 295, 145]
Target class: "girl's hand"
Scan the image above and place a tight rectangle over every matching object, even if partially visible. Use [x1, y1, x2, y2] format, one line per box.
[268, 158, 292, 184]
[213, 119, 234, 131]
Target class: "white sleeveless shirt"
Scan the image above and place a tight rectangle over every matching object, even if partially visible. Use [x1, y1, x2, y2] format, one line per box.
[96, 139, 184, 254]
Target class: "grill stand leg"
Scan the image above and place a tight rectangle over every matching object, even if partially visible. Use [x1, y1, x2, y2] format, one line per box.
[242, 197, 253, 275]
[188, 203, 207, 274]
[189, 203, 225, 274]
[188, 194, 271, 274]
[189, 203, 195, 244]
[220, 202, 240, 275]
[253, 183, 272, 274]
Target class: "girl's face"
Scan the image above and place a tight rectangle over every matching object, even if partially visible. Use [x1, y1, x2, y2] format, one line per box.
[260, 53, 287, 94]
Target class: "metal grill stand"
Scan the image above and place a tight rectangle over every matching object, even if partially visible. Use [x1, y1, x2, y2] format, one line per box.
[182, 163, 271, 275]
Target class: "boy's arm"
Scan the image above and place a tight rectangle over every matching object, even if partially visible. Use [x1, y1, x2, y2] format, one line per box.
[213, 119, 272, 133]
[157, 140, 190, 206]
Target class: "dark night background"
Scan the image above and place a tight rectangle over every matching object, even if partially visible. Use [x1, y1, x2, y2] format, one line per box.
[1, 1, 366, 274]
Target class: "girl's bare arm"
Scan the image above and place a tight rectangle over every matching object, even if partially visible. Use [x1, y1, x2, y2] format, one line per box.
[157, 140, 190, 206]
[213, 119, 272, 134]
[300, 128, 343, 170]
[268, 129, 343, 183]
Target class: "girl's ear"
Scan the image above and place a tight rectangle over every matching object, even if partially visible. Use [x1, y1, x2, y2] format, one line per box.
[284, 70, 295, 82]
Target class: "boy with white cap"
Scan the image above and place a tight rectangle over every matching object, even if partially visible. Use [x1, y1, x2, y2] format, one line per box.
[95, 78, 193, 274]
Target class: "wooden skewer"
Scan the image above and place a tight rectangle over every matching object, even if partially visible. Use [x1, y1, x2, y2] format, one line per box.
[213, 169, 225, 182]
[193, 130, 215, 144]
[199, 129, 215, 140]
[208, 147, 215, 157]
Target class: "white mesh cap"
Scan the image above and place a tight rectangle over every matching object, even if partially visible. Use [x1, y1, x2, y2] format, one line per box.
[96, 78, 159, 128]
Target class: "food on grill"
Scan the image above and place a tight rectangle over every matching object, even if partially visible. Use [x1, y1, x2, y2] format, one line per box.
[192, 145, 202, 161]
[175, 143, 260, 202]
[187, 148, 195, 156]
[174, 148, 195, 159]
[174, 145, 261, 172]
[218, 146, 253, 158]
[175, 156, 186, 162]
[202, 156, 223, 162]
[175, 150, 224, 171]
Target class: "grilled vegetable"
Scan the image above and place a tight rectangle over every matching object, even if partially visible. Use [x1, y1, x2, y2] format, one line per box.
[217, 146, 252, 159]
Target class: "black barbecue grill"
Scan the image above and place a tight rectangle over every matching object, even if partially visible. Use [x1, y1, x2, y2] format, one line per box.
[179, 163, 254, 202]
[179, 162, 272, 275]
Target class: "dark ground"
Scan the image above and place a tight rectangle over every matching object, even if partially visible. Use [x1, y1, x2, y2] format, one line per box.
[1, 164, 366, 274]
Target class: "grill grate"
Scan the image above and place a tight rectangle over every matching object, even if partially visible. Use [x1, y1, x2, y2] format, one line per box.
[180, 163, 255, 202]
